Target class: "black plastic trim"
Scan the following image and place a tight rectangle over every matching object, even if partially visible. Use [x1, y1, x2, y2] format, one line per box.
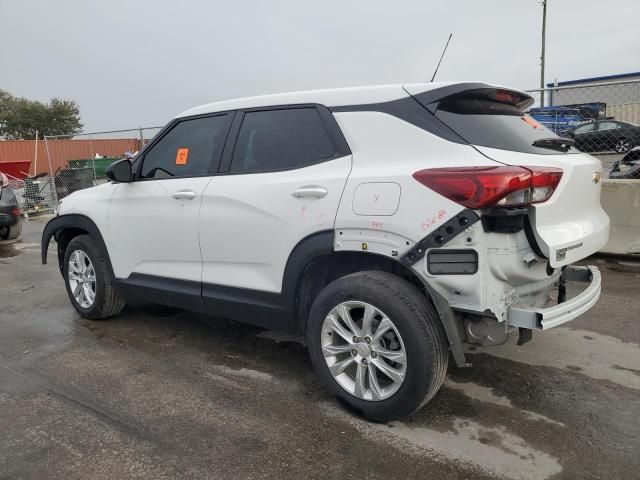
[114, 274, 208, 313]
[41, 214, 115, 278]
[427, 249, 478, 275]
[331, 96, 467, 145]
[316, 104, 351, 158]
[524, 215, 548, 259]
[202, 283, 291, 331]
[400, 209, 481, 266]
[422, 281, 469, 367]
[481, 207, 528, 234]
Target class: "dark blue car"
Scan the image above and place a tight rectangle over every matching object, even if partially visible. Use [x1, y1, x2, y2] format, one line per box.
[529, 103, 605, 136]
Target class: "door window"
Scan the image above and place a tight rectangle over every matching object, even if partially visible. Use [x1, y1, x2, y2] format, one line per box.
[597, 122, 620, 131]
[140, 114, 231, 179]
[573, 123, 595, 134]
[230, 108, 335, 173]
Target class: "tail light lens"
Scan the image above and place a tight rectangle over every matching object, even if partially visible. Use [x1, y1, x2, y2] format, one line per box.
[11, 207, 20, 218]
[413, 166, 562, 209]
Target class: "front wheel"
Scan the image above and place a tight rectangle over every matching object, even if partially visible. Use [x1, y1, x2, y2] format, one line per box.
[63, 234, 125, 319]
[307, 271, 448, 421]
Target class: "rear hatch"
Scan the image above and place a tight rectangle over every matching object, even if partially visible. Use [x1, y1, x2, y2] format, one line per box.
[405, 84, 610, 267]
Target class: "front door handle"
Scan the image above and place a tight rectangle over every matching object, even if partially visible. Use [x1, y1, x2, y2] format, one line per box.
[291, 186, 328, 199]
[171, 190, 197, 200]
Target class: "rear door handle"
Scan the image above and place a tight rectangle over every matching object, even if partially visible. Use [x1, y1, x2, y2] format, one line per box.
[171, 190, 197, 200]
[291, 186, 328, 199]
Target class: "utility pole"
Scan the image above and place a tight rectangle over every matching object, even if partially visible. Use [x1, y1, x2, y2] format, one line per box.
[540, 0, 547, 105]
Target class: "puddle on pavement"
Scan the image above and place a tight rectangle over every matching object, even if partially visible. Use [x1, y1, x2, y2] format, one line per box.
[0, 242, 19, 258]
[0, 241, 40, 258]
[323, 401, 563, 480]
[444, 379, 565, 427]
[467, 327, 640, 390]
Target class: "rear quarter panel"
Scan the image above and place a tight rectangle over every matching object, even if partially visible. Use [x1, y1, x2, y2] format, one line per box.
[332, 110, 503, 246]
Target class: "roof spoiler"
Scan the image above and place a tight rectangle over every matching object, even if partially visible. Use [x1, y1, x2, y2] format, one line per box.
[405, 82, 535, 112]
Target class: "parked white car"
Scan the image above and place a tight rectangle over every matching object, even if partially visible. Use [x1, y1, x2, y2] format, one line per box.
[42, 82, 609, 420]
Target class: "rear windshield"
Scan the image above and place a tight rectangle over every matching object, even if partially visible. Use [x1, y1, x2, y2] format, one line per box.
[431, 93, 572, 155]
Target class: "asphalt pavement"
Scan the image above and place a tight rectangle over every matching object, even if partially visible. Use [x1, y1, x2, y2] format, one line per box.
[1, 217, 639, 480]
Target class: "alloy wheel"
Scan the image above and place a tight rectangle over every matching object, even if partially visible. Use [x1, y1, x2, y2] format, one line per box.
[615, 139, 630, 153]
[321, 301, 407, 401]
[68, 250, 97, 308]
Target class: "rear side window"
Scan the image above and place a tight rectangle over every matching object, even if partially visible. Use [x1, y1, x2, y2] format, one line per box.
[428, 90, 572, 155]
[597, 121, 619, 131]
[140, 114, 231, 179]
[230, 108, 335, 173]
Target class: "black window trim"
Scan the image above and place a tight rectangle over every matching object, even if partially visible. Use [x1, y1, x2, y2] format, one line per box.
[218, 103, 351, 175]
[133, 111, 235, 182]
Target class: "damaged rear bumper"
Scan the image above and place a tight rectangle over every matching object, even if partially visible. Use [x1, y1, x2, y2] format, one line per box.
[506, 265, 601, 330]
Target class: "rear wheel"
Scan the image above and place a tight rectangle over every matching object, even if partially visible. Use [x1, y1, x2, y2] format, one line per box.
[63, 234, 125, 319]
[0, 220, 21, 240]
[307, 271, 448, 421]
[615, 138, 631, 153]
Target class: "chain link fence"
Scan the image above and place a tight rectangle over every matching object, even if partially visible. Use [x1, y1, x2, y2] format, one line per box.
[8, 127, 162, 215]
[526, 79, 640, 178]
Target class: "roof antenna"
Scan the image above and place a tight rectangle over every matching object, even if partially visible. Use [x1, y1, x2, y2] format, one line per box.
[430, 33, 453, 82]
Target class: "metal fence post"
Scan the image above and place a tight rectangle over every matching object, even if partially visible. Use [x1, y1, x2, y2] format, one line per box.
[44, 136, 54, 176]
[33, 130, 39, 175]
[88, 134, 97, 183]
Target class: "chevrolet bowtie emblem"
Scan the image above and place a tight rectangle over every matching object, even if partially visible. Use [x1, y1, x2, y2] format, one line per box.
[593, 171, 601, 184]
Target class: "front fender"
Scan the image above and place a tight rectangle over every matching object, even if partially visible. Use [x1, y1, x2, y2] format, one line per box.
[41, 214, 114, 278]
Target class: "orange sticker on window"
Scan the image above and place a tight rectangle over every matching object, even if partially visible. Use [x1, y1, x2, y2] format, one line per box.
[522, 115, 542, 129]
[176, 148, 189, 165]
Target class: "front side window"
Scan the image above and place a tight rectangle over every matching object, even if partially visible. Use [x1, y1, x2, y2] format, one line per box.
[140, 114, 231, 179]
[230, 108, 335, 173]
[574, 123, 595, 134]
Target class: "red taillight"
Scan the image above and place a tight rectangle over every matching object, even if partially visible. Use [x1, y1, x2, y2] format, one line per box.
[494, 90, 519, 104]
[11, 207, 20, 218]
[413, 166, 563, 209]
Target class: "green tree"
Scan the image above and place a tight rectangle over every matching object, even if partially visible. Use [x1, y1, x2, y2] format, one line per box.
[0, 89, 83, 139]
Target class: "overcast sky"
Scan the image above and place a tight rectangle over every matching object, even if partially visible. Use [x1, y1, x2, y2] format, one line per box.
[1, 0, 638, 132]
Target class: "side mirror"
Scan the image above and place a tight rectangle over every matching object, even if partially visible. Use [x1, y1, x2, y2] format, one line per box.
[106, 159, 133, 183]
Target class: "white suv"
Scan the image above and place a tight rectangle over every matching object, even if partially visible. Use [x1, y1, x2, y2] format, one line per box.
[42, 82, 609, 421]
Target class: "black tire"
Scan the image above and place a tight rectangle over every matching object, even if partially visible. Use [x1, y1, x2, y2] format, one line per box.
[63, 234, 125, 320]
[307, 271, 448, 421]
[6, 220, 22, 240]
